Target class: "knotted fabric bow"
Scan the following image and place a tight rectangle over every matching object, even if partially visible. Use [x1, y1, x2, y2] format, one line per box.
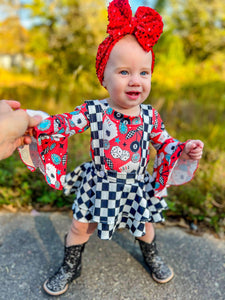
[96, 0, 164, 85]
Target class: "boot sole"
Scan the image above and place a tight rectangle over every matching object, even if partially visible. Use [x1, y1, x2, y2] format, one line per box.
[43, 269, 81, 296]
[152, 267, 174, 284]
[43, 280, 69, 296]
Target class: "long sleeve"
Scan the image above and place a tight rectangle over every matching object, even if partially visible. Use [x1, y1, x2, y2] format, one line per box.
[18, 104, 90, 190]
[150, 108, 198, 198]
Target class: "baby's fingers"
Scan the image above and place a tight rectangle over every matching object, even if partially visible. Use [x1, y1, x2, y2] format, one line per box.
[189, 148, 203, 160]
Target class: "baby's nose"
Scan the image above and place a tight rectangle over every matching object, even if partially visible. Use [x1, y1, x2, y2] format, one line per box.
[128, 74, 141, 86]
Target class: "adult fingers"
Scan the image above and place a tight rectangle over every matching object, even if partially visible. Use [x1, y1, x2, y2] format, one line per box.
[28, 114, 43, 127]
[5, 100, 21, 109]
[0, 100, 21, 113]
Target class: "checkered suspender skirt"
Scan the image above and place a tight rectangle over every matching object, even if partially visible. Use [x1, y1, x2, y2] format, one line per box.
[64, 100, 168, 240]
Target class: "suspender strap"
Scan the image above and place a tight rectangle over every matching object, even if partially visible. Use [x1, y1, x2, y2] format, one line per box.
[85, 100, 105, 171]
[137, 104, 153, 175]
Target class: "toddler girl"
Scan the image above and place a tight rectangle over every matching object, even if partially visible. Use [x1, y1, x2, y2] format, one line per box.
[19, 0, 203, 296]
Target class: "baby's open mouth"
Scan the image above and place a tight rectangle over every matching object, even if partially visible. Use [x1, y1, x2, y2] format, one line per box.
[126, 92, 140, 96]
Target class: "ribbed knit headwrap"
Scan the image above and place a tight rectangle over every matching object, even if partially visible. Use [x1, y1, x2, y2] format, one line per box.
[96, 0, 164, 85]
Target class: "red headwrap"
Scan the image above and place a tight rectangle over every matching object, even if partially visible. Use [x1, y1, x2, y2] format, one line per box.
[96, 0, 164, 85]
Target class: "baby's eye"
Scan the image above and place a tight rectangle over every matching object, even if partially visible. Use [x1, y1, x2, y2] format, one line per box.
[140, 71, 149, 76]
[120, 70, 128, 75]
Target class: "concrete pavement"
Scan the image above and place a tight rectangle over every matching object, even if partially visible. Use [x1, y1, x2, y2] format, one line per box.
[0, 212, 224, 300]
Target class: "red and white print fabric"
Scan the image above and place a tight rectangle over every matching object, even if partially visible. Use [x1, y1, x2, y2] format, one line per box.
[18, 100, 198, 198]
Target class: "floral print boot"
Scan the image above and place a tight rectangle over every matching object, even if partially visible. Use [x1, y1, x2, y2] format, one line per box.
[137, 236, 174, 283]
[43, 236, 86, 296]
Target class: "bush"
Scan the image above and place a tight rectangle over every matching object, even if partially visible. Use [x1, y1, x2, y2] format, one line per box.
[0, 155, 73, 210]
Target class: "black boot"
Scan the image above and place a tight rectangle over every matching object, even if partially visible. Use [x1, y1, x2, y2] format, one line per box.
[137, 236, 174, 283]
[43, 236, 86, 296]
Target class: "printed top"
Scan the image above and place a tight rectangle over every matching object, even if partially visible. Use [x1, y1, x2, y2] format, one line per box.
[19, 99, 198, 198]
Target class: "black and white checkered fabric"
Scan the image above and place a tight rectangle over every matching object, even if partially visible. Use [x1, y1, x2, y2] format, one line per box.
[64, 100, 168, 240]
[85, 100, 105, 171]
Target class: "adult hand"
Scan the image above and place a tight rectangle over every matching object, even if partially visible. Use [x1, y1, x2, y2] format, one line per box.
[0, 100, 42, 160]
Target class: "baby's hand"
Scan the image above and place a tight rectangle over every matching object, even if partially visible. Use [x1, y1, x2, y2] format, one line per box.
[181, 140, 204, 160]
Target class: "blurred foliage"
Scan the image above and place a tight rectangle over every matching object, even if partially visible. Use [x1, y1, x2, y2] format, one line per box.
[0, 16, 29, 54]
[0, 0, 224, 234]
[168, 0, 225, 61]
[24, 0, 107, 104]
[0, 155, 74, 209]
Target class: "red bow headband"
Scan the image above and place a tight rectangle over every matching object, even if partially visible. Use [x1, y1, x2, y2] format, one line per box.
[96, 0, 164, 85]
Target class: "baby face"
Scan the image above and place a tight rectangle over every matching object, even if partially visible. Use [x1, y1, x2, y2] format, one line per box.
[103, 35, 152, 116]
